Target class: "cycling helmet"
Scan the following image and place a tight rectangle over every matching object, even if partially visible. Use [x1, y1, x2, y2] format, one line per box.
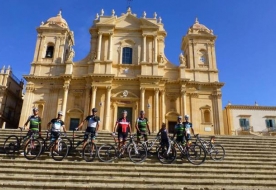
[177, 116, 182, 119]
[122, 110, 127, 114]
[184, 115, 189, 119]
[58, 111, 63, 116]
[92, 108, 98, 112]
[33, 108, 39, 112]
[140, 110, 145, 114]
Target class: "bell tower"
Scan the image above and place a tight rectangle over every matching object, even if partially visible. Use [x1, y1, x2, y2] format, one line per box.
[181, 18, 218, 82]
[30, 11, 74, 76]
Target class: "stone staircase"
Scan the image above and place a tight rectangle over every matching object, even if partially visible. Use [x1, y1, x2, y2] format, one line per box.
[0, 129, 276, 190]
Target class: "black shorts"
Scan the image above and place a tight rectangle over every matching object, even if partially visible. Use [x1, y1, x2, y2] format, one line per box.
[84, 127, 96, 140]
[176, 136, 185, 144]
[137, 131, 147, 139]
[118, 132, 128, 141]
[50, 131, 60, 142]
[160, 139, 169, 147]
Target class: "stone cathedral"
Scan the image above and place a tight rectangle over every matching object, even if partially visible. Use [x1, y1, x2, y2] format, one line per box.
[19, 8, 225, 134]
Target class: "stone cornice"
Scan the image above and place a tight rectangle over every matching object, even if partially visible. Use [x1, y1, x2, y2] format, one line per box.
[137, 75, 163, 80]
[114, 77, 138, 81]
[188, 81, 224, 87]
[225, 105, 276, 111]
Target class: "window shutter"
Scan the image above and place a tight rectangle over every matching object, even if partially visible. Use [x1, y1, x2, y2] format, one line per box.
[272, 119, 276, 128]
[239, 119, 244, 127]
[265, 119, 270, 128]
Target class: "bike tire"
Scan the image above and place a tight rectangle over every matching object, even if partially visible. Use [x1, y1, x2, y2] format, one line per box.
[51, 141, 69, 161]
[63, 137, 73, 153]
[128, 144, 147, 163]
[4, 135, 19, 157]
[36, 137, 46, 154]
[157, 145, 176, 164]
[186, 144, 206, 165]
[98, 144, 116, 162]
[23, 139, 42, 160]
[210, 143, 225, 161]
[83, 142, 97, 162]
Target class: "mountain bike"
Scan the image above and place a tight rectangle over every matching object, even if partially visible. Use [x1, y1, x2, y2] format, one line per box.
[98, 133, 147, 163]
[38, 131, 69, 161]
[67, 129, 98, 162]
[194, 134, 225, 161]
[157, 138, 206, 165]
[3, 127, 42, 160]
[138, 132, 161, 155]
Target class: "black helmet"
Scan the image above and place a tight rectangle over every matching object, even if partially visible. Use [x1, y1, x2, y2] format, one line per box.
[92, 108, 97, 112]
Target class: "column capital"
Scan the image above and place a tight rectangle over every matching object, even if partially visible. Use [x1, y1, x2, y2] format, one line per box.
[98, 32, 103, 35]
[140, 87, 146, 92]
[106, 86, 112, 90]
[142, 34, 147, 37]
[92, 86, 97, 91]
[154, 88, 159, 94]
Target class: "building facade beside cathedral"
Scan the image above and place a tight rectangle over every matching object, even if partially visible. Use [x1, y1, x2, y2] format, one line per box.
[19, 8, 225, 134]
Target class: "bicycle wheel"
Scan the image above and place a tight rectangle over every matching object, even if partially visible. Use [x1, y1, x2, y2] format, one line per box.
[36, 137, 46, 154]
[98, 144, 116, 162]
[83, 142, 97, 162]
[157, 145, 176, 164]
[4, 135, 19, 156]
[63, 137, 72, 153]
[210, 144, 225, 161]
[23, 139, 42, 160]
[186, 144, 206, 165]
[51, 141, 68, 161]
[128, 144, 147, 163]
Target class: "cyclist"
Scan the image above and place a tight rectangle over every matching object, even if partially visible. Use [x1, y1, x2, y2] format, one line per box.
[135, 110, 150, 144]
[113, 110, 131, 151]
[23, 107, 42, 138]
[76, 108, 100, 149]
[183, 115, 195, 144]
[47, 111, 67, 148]
[157, 122, 170, 149]
[172, 116, 185, 145]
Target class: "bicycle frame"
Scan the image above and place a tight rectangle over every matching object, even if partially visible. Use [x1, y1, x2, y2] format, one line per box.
[194, 134, 215, 154]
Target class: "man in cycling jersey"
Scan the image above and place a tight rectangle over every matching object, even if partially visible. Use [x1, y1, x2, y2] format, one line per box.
[173, 116, 185, 145]
[113, 110, 131, 150]
[135, 110, 151, 144]
[47, 111, 67, 143]
[76, 108, 100, 148]
[183, 115, 195, 142]
[24, 108, 42, 137]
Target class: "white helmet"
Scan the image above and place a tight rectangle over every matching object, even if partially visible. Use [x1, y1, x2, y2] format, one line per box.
[184, 115, 189, 119]
[58, 111, 63, 116]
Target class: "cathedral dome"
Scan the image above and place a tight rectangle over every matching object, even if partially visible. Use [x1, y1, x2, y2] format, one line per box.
[188, 18, 213, 34]
[46, 11, 68, 28]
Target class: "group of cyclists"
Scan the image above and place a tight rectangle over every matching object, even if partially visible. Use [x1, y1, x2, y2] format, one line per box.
[21, 107, 195, 158]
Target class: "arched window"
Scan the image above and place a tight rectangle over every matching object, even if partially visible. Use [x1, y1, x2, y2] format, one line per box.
[122, 47, 132, 64]
[199, 50, 207, 64]
[45, 45, 54, 58]
[204, 110, 211, 123]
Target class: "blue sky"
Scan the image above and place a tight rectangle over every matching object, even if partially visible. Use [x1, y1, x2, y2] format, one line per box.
[0, 0, 276, 107]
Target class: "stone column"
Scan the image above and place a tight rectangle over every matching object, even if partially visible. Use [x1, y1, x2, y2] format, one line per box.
[19, 85, 34, 126]
[212, 93, 221, 135]
[181, 89, 186, 116]
[140, 88, 145, 111]
[154, 35, 158, 63]
[97, 32, 102, 60]
[90, 86, 97, 110]
[154, 88, 159, 132]
[143, 34, 147, 62]
[104, 86, 112, 130]
[108, 33, 113, 61]
[62, 80, 70, 119]
[33, 34, 42, 62]
[160, 90, 165, 123]
[84, 84, 91, 117]
[53, 36, 60, 62]
[38, 36, 45, 61]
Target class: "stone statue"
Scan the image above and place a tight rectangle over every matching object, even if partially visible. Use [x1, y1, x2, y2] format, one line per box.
[179, 53, 186, 65]
[90, 51, 96, 60]
[67, 48, 75, 61]
[158, 53, 164, 63]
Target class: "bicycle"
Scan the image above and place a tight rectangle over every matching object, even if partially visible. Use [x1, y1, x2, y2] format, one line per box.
[138, 132, 161, 155]
[3, 127, 42, 160]
[157, 137, 206, 165]
[194, 134, 225, 161]
[38, 130, 69, 161]
[97, 133, 147, 163]
[68, 129, 97, 162]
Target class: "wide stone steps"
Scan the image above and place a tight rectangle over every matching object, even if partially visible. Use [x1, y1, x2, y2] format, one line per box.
[1, 129, 276, 189]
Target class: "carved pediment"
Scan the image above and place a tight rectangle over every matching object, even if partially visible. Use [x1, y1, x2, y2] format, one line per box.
[115, 14, 141, 29]
[113, 90, 139, 98]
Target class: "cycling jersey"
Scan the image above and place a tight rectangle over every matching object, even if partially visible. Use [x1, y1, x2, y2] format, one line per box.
[85, 115, 100, 128]
[183, 122, 193, 134]
[28, 115, 41, 131]
[136, 117, 148, 132]
[49, 118, 64, 132]
[117, 118, 130, 133]
[174, 123, 185, 137]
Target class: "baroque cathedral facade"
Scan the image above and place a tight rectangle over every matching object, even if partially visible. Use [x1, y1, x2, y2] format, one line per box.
[19, 8, 225, 134]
